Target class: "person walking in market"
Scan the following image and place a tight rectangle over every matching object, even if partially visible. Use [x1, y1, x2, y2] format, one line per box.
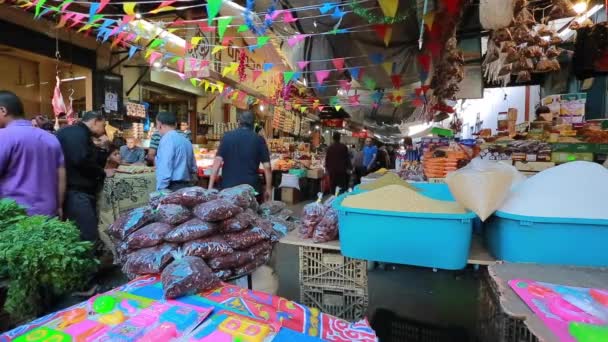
[147, 127, 191, 165]
[155, 112, 198, 191]
[56, 111, 111, 242]
[0, 91, 66, 217]
[362, 137, 378, 174]
[325, 132, 351, 194]
[208, 111, 273, 202]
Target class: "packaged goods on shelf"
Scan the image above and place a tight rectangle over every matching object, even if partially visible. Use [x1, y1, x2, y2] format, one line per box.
[358, 173, 418, 191]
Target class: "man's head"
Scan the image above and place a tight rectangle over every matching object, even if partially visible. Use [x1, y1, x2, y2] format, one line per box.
[238, 111, 254, 129]
[365, 138, 372, 146]
[81, 111, 106, 137]
[126, 137, 138, 149]
[332, 132, 341, 143]
[0, 91, 25, 128]
[403, 136, 413, 148]
[156, 112, 177, 136]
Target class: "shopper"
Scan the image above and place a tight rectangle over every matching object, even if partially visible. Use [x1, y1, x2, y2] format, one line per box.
[56, 111, 110, 242]
[208, 111, 272, 202]
[0, 91, 66, 217]
[120, 137, 145, 164]
[106, 144, 123, 170]
[147, 128, 189, 165]
[376, 144, 390, 170]
[403, 137, 420, 162]
[352, 146, 365, 185]
[362, 138, 378, 174]
[155, 112, 198, 191]
[387, 145, 397, 169]
[535, 105, 552, 122]
[325, 132, 351, 194]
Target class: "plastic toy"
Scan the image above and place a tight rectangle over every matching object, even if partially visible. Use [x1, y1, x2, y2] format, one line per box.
[92, 296, 117, 314]
[218, 316, 271, 342]
[57, 308, 87, 329]
[139, 322, 178, 342]
[569, 322, 608, 341]
[98, 310, 126, 325]
[63, 320, 107, 342]
[590, 289, 608, 307]
[13, 327, 71, 342]
[159, 306, 200, 331]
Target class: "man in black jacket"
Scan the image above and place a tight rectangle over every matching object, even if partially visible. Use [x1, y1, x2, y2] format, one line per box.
[56, 111, 111, 242]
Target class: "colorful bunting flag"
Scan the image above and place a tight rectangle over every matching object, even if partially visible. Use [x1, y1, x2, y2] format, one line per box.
[128, 45, 138, 59]
[319, 2, 336, 14]
[257, 36, 270, 47]
[263, 63, 274, 72]
[373, 24, 393, 46]
[382, 61, 393, 75]
[217, 17, 232, 42]
[283, 71, 296, 83]
[252, 70, 263, 82]
[315, 70, 331, 85]
[34, 0, 47, 19]
[349, 95, 360, 106]
[378, 0, 399, 18]
[212, 46, 226, 55]
[123, 2, 136, 15]
[190, 78, 198, 87]
[331, 6, 345, 19]
[297, 61, 310, 70]
[339, 80, 351, 92]
[283, 11, 297, 23]
[88, 3, 100, 22]
[148, 52, 162, 66]
[206, 0, 222, 24]
[332, 58, 345, 70]
[237, 25, 249, 33]
[363, 76, 376, 90]
[369, 53, 384, 64]
[287, 34, 306, 47]
[176, 59, 185, 73]
[150, 0, 176, 14]
[335, 105, 342, 111]
[391, 75, 402, 89]
[349, 67, 360, 80]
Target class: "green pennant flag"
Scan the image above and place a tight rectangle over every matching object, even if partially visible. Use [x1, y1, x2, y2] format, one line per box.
[206, 0, 222, 24]
[363, 76, 377, 90]
[237, 25, 249, 33]
[283, 71, 296, 83]
[300, 106, 307, 113]
[217, 17, 233, 42]
[257, 36, 270, 48]
[330, 96, 339, 106]
[35, 0, 48, 18]
[149, 39, 164, 49]
[190, 78, 198, 87]
[170, 56, 181, 63]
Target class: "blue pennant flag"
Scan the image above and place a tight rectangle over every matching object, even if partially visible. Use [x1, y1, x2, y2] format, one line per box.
[371, 91, 383, 103]
[88, 3, 100, 23]
[349, 67, 360, 80]
[263, 63, 274, 72]
[319, 2, 336, 14]
[331, 6, 345, 19]
[369, 53, 384, 65]
[128, 46, 138, 59]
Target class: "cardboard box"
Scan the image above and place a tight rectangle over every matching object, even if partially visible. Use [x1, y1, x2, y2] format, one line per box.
[281, 187, 300, 205]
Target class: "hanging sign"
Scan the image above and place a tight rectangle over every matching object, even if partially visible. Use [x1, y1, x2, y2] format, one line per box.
[352, 131, 369, 138]
[322, 119, 345, 128]
[185, 28, 211, 78]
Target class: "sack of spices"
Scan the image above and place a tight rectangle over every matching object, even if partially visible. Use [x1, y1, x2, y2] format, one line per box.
[253, 217, 280, 242]
[313, 208, 339, 243]
[149, 189, 172, 207]
[161, 252, 219, 299]
[164, 218, 218, 243]
[233, 253, 271, 278]
[109, 206, 155, 240]
[207, 251, 255, 270]
[214, 269, 233, 280]
[183, 236, 234, 258]
[260, 201, 286, 215]
[159, 187, 217, 208]
[156, 204, 192, 226]
[193, 199, 243, 222]
[221, 210, 256, 233]
[125, 222, 172, 250]
[219, 184, 256, 208]
[123, 243, 176, 277]
[246, 241, 272, 258]
[299, 194, 326, 238]
[224, 227, 269, 250]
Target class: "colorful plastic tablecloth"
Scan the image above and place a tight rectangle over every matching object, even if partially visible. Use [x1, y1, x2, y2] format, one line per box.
[0, 275, 377, 342]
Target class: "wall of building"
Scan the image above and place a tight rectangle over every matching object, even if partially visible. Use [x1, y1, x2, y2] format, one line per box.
[459, 85, 540, 138]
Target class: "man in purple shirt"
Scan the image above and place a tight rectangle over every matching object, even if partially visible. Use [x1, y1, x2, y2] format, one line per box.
[0, 91, 66, 217]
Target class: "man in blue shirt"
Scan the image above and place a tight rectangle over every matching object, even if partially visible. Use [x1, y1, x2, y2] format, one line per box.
[155, 112, 197, 191]
[119, 137, 145, 164]
[208, 111, 272, 201]
[362, 138, 378, 173]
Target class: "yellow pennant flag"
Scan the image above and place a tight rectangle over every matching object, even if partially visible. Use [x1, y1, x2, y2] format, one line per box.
[335, 105, 342, 111]
[123, 2, 136, 15]
[144, 49, 153, 59]
[212, 46, 226, 55]
[191, 37, 203, 46]
[217, 82, 225, 93]
[382, 61, 393, 75]
[378, 0, 398, 18]
[424, 11, 435, 29]
[205, 81, 212, 92]
[150, 6, 175, 14]
[384, 26, 393, 47]
[232, 92, 239, 100]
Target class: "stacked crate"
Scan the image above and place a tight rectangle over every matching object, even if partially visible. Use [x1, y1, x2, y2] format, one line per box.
[298, 246, 368, 321]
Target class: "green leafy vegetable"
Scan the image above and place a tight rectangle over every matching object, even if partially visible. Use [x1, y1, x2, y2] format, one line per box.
[0, 200, 97, 320]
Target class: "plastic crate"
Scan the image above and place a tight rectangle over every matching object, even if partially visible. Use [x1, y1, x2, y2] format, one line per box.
[334, 183, 476, 270]
[299, 246, 367, 290]
[300, 285, 368, 322]
[371, 308, 469, 342]
[486, 211, 608, 267]
[477, 270, 538, 342]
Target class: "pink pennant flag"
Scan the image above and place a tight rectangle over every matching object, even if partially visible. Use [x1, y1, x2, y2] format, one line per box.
[56, 13, 76, 28]
[372, 103, 379, 109]
[68, 13, 86, 28]
[125, 33, 136, 42]
[269, 9, 284, 20]
[176, 72, 186, 80]
[189, 58, 199, 70]
[287, 34, 306, 47]
[98, 0, 111, 13]
[283, 11, 298, 23]
[200, 60, 210, 67]
[318, 105, 325, 112]
[238, 91, 247, 102]
[252, 70, 263, 82]
[297, 61, 310, 70]
[339, 79, 351, 91]
[121, 15, 135, 25]
[332, 58, 345, 70]
[315, 70, 331, 85]
[349, 95, 360, 105]
[148, 52, 162, 66]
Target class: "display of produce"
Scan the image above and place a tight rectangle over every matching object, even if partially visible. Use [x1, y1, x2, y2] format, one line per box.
[359, 172, 419, 191]
[499, 161, 608, 219]
[110, 186, 282, 299]
[422, 145, 471, 179]
[342, 185, 466, 214]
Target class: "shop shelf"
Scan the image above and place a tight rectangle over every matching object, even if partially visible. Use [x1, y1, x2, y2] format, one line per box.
[334, 183, 476, 270]
[486, 211, 608, 267]
[299, 246, 367, 290]
[300, 285, 368, 322]
[371, 308, 469, 342]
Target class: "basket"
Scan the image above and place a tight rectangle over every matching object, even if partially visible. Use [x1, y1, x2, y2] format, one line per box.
[300, 285, 368, 322]
[477, 270, 538, 342]
[371, 308, 469, 342]
[299, 246, 367, 290]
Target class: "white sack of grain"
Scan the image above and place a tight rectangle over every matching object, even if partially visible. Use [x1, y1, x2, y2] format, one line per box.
[446, 158, 524, 221]
[480, 0, 516, 30]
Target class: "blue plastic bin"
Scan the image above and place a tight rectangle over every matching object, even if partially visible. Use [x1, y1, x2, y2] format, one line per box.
[486, 211, 608, 267]
[334, 183, 476, 270]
